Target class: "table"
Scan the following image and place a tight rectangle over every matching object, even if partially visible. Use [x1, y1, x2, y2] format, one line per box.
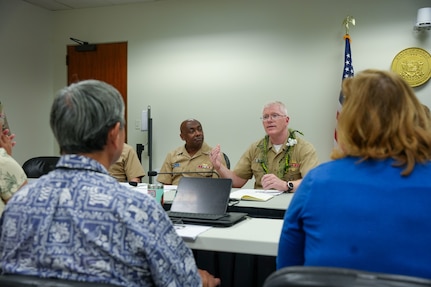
[186, 218, 283, 287]
[228, 191, 292, 219]
[186, 217, 282, 256]
[163, 188, 293, 219]
[138, 185, 289, 286]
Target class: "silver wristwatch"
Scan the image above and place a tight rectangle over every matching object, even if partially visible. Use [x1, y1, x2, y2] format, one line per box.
[285, 181, 294, 193]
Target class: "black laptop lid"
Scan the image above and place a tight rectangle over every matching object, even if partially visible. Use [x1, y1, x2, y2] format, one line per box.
[170, 177, 232, 214]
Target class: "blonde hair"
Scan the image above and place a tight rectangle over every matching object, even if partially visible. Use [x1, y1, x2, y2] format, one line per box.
[331, 69, 431, 176]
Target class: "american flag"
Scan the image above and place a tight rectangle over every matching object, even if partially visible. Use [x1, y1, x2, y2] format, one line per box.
[334, 34, 354, 145]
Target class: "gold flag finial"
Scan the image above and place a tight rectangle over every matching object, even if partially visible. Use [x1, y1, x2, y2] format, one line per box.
[343, 16, 356, 35]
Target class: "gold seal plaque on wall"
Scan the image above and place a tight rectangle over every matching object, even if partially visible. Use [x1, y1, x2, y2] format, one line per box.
[391, 47, 431, 87]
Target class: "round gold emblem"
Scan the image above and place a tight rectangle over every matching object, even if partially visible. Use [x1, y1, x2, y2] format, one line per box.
[391, 47, 431, 87]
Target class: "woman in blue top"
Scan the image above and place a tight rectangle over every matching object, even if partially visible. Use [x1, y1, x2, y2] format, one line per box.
[277, 69, 431, 279]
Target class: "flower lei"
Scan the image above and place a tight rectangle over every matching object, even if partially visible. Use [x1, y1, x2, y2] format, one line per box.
[259, 129, 303, 178]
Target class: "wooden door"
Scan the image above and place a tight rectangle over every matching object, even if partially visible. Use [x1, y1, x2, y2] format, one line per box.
[67, 42, 128, 140]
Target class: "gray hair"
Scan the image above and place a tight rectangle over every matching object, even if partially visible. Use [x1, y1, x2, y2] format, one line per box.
[262, 101, 288, 116]
[50, 80, 125, 154]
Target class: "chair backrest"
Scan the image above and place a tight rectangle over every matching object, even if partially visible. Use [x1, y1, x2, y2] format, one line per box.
[223, 153, 231, 169]
[22, 156, 60, 178]
[263, 266, 431, 287]
[0, 274, 119, 287]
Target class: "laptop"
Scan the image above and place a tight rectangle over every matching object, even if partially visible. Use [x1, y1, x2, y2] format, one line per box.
[167, 177, 247, 227]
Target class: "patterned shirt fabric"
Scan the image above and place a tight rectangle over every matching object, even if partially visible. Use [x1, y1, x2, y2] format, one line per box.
[0, 101, 10, 134]
[0, 148, 27, 215]
[157, 142, 226, 185]
[109, 143, 145, 182]
[0, 154, 201, 287]
[234, 135, 319, 189]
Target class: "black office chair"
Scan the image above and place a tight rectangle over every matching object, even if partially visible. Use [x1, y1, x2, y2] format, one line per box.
[22, 156, 60, 178]
[223, 153, 231, 169]
[0, 274, 119, 287]
[262, 266, 431, 287]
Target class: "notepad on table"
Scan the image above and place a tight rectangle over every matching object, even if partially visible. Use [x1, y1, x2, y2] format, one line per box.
[229, 189, 283, 201]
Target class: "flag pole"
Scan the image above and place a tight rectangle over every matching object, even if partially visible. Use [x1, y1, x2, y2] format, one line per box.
[335, 16, 356, 147]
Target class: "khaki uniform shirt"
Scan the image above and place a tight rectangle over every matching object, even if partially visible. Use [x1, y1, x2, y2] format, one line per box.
[157, 142, 226, 185]
[109, 143, 145, 182]
[234, 135, 318, 189]
[0, 148, 27, 215]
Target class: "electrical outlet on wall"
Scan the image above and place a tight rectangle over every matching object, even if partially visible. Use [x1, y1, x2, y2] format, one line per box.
[135, 120, 140, 130]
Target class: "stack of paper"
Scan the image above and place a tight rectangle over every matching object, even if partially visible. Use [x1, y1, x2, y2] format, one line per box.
[174, 224, 212, 241]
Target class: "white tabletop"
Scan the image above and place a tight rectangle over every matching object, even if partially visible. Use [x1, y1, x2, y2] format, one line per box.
[185, 217, 283, 256]
[233, 190, 293, 210]
[163, 188, 293, 211]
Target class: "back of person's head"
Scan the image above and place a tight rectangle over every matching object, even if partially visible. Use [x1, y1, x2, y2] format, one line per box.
[332, 69, 431, 175]
[50, 80, 125, 154]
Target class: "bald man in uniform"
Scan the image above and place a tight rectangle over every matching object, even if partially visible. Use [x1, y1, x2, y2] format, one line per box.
[157, 119, 227, 185]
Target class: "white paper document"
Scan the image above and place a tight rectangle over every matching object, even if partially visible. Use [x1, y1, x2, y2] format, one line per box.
[174, 224, 212, 241]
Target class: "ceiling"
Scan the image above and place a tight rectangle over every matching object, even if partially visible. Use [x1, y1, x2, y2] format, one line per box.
[22, 0, 157, 11]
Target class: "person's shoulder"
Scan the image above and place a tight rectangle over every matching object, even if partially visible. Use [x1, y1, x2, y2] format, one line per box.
[0, 148, 21, 170]
[242, 136, 265, 147]
[0, 149, 27, 198]
[167, 145, 185, 155]
[112, 184, 166, 219]
[295, 136, 316, 150]
[238, 138, 265, 155]
[0, 147, 8, 158]
[306, 157, 352, 176]
[296, 135, 311, 144]
[250, 137, 266, 148]
[100, 178, 154, 204]
[123, 143, 133, 152]
[123, 143, 141, 159]
[200, 142, 212, 151]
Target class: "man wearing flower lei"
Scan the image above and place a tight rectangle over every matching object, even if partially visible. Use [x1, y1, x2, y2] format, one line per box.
[210, 101, 318, 192]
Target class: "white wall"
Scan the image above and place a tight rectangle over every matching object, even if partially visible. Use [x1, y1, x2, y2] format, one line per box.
[2, 0, 431, 186]
[0, 0, 54, 165]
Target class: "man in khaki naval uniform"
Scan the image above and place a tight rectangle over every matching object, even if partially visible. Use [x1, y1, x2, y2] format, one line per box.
[210, 101, 318, 191]
[109, 143, 145, 183]
[157, 119, 226, 185]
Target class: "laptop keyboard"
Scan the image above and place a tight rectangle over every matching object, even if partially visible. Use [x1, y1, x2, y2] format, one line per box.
[168, 211, 226, 220]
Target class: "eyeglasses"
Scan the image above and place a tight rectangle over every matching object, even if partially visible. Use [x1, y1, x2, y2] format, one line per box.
[260, 114, 286, 121]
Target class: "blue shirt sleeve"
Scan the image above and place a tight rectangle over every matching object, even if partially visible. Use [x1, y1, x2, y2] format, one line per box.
[276, 173, 313, 268]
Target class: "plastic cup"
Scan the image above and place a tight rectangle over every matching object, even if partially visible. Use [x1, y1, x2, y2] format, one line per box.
[148, 183, 164, 204]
